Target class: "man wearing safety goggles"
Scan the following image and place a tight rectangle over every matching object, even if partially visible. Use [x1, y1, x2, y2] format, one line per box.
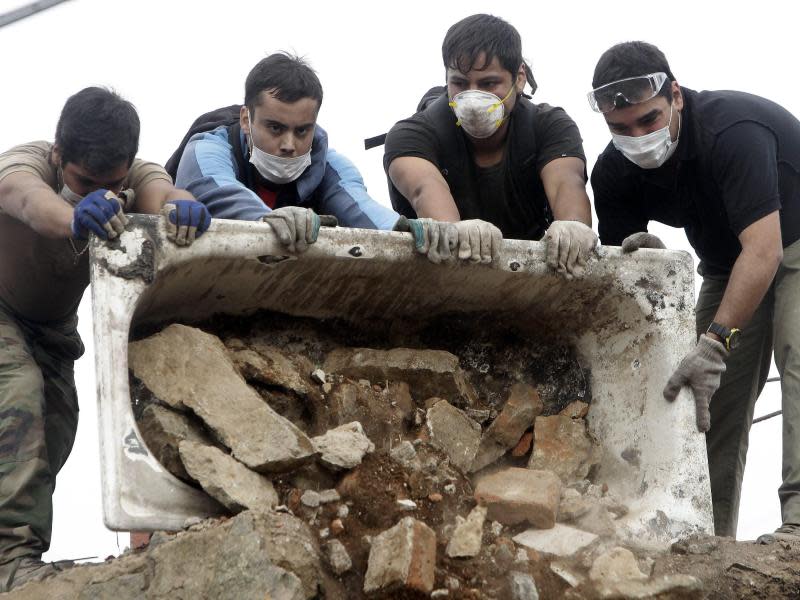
[383, 14, 596, 276]
[589, 41, 800, 544]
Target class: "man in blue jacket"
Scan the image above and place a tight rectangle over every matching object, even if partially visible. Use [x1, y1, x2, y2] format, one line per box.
[174, 52, 486, 262]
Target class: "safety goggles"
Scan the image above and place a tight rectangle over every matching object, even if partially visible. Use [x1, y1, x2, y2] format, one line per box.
[587, 72, 669, 113]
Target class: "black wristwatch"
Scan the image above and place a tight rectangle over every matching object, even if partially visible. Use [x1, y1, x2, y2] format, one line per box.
[707, 322, 741, 351]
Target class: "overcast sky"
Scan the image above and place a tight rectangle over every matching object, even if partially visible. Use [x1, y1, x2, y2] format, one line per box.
[0, 0, 789, 560]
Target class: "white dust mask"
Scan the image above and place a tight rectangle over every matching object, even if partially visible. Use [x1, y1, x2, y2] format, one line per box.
[57, 168, 83, 205]
[449, 86, 514, 139]
[247, 112, 312, 184]
[612, 105, 681, 169]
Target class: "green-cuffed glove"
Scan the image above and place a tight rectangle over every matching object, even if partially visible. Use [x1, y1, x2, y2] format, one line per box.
[663, 335, 729, 432]
[544, 220, 597, 278]
[262, 207, 332, 253]
[621, 232, 666, 253]
[393, 216, 458, 264]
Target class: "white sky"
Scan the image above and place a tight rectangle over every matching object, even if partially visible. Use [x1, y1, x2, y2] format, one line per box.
[0, 0, 790, 560]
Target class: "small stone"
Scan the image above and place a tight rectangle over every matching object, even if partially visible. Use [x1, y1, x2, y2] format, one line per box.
[473, 468, 561, 527]
[322, 382, 332, 394]
[550, 561, 585, 588]
[330, 519, 345, 535]
[431, 591, 449, 598]
[429, 493, 443, 503]
[589, 546, 647, 584]
[301, 490, 321, 508]
[445, 576, 460, 590]
[446, 505, 487, 558]
[427, 400, 481, 472]
[466, 408, 492, 424]
[491, 521, 504, 537]
[318, 489, 341, 504]
[559, 401, 589, 419]
[444, 483, 456, 495]
[574, 504, 617, 537]
[511, 431, 534, 458]
[311, 368, 326, 385]
[325, 539, 352, 575]
[414, 408, 426, 426]
[514, 548, 529, 564]
[513, 524, 598, 557]
[337, 505, 350, 519]
[397, 499, 417, 511]
[390, 440, 418, 468]
[312, 421, 375, 471]
[319, 527, 330, 539]
[509, 571, 539, 600]
[528, 415, 595, 483]
[358, 378, 372, 387]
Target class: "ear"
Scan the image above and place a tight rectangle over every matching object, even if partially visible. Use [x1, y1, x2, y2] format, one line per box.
[671, 81, 684, 111]
[240, 105, 251, 135]
[515, 63, 527, 94]
[51, 144, 62, 168]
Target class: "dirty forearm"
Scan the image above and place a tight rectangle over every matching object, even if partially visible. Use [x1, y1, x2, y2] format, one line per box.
[549, 179, 592, 226]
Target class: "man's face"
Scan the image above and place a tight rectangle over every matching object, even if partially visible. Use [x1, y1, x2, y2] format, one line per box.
[603, 81, 684, 140]
[51, 148, 129, 196]
[446, 54, 526, 117]
[241, 91, 319, 158]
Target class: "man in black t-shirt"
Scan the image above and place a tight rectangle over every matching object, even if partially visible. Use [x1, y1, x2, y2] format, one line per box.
[588, 41, 800, 542]
[383, 14, 597, 277]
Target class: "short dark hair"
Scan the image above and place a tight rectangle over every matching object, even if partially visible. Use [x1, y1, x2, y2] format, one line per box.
[55, 87, 140, 173]
[442, 14, 536, 94]
[592, 41, 675, 103]
[244, 52, 324, 113]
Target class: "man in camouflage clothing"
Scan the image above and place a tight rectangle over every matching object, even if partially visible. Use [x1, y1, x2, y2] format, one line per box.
[0, 87, 211, 591]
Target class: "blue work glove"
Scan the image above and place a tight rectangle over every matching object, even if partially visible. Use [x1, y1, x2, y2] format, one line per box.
[71, 189, 128, 240]
[160, 200, 211, 246]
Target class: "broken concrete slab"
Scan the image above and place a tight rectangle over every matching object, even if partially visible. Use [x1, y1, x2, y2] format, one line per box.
[129, 325, 316, 473]
[426, 399, 481, 472]
[446, 505, 487, 558]
[324, 347, 477, 406]
[472, 383, 542, 472]
[513, 523, 598, 557]
[474, 467, 561, 528]
[138, 404, 212, 482]
[528, 415, 595, 483]
[178, 440, 278, 513]
[589, 546, 648, 583]
[228, 340, 311, 396]
[312, 421, 375, 471]
[363, 517, 436, 595]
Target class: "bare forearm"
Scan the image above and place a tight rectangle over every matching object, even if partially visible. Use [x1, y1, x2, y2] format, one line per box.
[133, 179, 194, 215]
[550, 185, 592, 226]
[411, 185, 461, 221]
[14, 187, 72, 238]
[713, 245, 782, 330]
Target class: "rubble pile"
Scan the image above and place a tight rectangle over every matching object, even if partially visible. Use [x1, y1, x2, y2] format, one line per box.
[8, 313, 800, 598]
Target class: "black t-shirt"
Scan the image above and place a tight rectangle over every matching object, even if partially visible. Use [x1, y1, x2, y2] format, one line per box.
[384, 93, 586, 241]
[592, 87, 800, 277]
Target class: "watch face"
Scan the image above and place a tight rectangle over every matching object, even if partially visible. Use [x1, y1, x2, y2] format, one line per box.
[728, 329, 741, 350]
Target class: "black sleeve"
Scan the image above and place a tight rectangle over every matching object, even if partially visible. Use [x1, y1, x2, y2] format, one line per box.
[533, 106, 587, 176]
[590, 148, 648, 246]
[383, 115, 441, 173]
[711, 122, 781, 236]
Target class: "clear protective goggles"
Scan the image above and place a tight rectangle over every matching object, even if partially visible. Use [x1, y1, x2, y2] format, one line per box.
[587, 72, 669, 113]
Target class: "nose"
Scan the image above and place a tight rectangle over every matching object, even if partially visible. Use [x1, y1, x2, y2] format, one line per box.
[279, 133, 296, 157]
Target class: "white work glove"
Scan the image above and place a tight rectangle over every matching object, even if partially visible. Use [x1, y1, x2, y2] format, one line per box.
[452, 219, 504, 264]
[544, 220, 598, 279]
[663, 335, 728, 432]
[621, 232, 666, 253]
[261, 206, 322, 253]
[393, 216, 458, 264]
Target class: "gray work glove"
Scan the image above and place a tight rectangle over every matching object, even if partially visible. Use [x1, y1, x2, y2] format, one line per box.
[544, 220, 598, 279]
[453, 219, 504, 263]
[262, 207, 329, 253]
[393, 216, 458, 264]
[621, 232, 666, 253]
[663, 335, 729, 432]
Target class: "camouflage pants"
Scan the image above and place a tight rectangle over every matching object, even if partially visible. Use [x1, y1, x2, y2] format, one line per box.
[0, 300, 83, 565]
[697, 238, 800, 537]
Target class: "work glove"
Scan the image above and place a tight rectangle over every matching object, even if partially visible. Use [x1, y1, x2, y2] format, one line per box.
[160, 200, 211, 246]
[663, 335, 728, 432]
[393, 216, 458, 264]
[544, 220, 598, 279]
[262, 206, 332, 253]
[71, 189, 128, 240]
[453, 219, 504, 264]
[621, 232, 666, 253]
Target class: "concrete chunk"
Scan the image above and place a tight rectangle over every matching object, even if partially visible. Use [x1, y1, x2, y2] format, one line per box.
[178, 440, 278, 513]
[324, 347, 477, 405]
[129, 325, 316, 473]
[324, 539, 352, 575]
[446, 505, 487, 558]
[528, 415, 595, 483]
[513, 524, 598, 557]
[312, 421, 375, 470]
[426, 400, 481, 472]
[228, 342, 310, 396]
[472, 383, 542, 472]
[474, 467, 561, 528]
[138, 404, 212, 481]
[364, 517, 436, 594]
